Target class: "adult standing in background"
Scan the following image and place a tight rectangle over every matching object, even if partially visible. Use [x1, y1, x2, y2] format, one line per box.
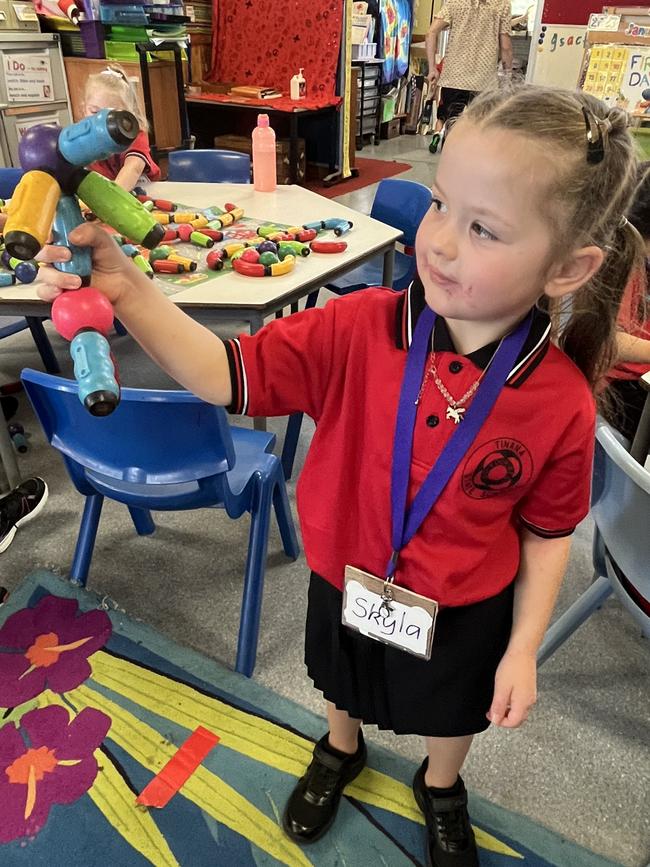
[425, 0, 513, 147]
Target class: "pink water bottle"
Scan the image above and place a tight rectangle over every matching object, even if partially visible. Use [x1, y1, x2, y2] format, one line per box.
[252, 114, 277, 192]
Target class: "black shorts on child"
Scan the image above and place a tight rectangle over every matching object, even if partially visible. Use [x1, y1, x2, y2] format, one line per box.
[305, 572, 514, 737]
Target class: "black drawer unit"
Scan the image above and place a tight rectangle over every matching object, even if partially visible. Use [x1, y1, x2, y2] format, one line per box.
[352, 58, 384, 149]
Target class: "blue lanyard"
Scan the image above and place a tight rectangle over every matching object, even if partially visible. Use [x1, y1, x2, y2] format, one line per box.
[386, 306, 533, 579]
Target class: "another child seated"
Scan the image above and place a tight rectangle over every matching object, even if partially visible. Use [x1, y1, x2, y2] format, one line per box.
[83, 65, 160, 190]
[607, 162, 650, 441]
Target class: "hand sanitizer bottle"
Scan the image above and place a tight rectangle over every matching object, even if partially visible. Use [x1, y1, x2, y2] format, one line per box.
[290, 68, 306, 100]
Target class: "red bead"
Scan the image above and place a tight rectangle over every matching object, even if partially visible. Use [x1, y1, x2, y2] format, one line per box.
[51, 287, 114, 341]
[240, 248, 260, 263]
[176, 224, 194, 242]
[224, 203, 237, 212]
[206, 249, 225, 270]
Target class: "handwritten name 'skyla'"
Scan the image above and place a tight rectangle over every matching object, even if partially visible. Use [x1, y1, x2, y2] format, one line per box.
[351, 596, 423, 639]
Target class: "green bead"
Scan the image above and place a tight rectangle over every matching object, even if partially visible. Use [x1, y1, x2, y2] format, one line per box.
[133, 254, 153, 274]
[149, 246, 173, 262]
[258, 251, 279, 265]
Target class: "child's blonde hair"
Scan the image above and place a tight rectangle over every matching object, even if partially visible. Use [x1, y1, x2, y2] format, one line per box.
[84, 64, 148, 132]
[459, 84, 643, 392]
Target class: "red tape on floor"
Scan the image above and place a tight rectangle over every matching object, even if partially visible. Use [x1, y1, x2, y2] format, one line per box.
[136, 726, 220, 808]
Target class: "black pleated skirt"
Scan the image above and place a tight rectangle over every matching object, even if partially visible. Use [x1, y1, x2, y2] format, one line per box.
[305, 572, 514, 737]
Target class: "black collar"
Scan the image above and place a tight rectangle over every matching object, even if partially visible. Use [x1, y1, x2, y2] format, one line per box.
[395, 276, 552, 388]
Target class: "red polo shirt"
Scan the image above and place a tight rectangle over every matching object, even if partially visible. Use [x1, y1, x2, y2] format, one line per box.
[223, 279, 596, 607]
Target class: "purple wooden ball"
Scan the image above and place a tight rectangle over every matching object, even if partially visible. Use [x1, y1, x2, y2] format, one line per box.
[18, 124, 78, 192]
[257, 240, 278, 255]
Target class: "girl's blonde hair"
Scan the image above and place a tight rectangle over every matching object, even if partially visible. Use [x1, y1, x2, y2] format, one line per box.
[459, 84, 643, 393]
[83, 64, 148, 132]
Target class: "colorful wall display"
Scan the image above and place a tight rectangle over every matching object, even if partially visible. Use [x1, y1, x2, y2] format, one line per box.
[583, 44, 650, 111]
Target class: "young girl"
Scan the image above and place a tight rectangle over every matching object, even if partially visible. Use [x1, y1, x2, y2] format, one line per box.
[607, 162, 650, 441]
[83, 65, 160, 190]
[37, 84, 640, 867]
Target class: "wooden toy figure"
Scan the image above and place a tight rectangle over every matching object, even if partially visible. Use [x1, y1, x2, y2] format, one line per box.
[4, 110, 164, 416]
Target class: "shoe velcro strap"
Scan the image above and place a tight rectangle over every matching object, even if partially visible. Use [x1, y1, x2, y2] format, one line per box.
[427, 794, 467, 813]
[313, 742, 350, 772]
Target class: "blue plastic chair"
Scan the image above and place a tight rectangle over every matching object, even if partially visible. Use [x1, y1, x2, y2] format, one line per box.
[0, 167, 23, 199]
[280, 178, 433, 480]
[0, 168, 61, 373]
[21, 369, 300, 677]
[538, 418, 650, 665]
[305, 178, 432, 308]
[167, 149, 252, 184]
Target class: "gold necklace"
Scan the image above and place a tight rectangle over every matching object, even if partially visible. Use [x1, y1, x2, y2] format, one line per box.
[415, 337, 505, 423]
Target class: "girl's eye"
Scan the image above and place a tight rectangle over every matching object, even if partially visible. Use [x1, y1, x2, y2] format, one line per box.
[431, 196, 448, 215]
[472, 222, 498, 241]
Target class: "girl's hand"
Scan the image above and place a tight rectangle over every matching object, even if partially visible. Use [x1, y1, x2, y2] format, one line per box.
[487, 649, 537, 728]
[35, 223, 142, 306]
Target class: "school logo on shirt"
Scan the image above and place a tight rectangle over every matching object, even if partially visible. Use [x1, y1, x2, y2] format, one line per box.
[462, 438, 533, 499]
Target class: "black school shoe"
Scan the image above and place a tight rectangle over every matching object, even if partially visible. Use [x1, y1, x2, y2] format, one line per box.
[413, 759, 479, 867]
[0, 478, 48, 554]
[282, 731, 367, 844]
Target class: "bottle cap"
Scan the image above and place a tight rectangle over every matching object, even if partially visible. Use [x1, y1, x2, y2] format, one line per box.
[257, 114, 270, 127]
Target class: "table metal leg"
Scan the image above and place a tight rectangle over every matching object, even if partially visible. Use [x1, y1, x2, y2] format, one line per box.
[630, 392, 650, 463]
[0, 417, 20, 492]
[382, 247, 395, 289]
[26, 317, 60, 374]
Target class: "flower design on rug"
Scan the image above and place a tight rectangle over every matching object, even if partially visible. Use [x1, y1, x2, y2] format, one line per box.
[0, 595, 112, 707]
[0, 704, 111, 843]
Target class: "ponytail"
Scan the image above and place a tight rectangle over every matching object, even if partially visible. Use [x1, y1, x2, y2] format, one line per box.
[557, 220, 644, 393]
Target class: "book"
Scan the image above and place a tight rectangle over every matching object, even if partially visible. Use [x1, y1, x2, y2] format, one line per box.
[229, 85, 283, 100]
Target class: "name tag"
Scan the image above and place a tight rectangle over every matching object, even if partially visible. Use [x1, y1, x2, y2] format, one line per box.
[342, 566, 438, 660]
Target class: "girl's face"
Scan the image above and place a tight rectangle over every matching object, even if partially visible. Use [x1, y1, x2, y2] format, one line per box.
[85, 88, 122, 117]
[416, 122, 558, 332]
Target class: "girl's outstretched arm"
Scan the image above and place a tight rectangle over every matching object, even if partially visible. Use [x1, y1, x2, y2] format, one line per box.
[36, 222, 232, 407]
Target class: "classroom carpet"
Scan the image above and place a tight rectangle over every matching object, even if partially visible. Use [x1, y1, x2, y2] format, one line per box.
[306, 157, 412, 198]
[0, 570, 623, 867]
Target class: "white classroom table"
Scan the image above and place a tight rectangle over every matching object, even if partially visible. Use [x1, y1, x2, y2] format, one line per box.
[0, 182, 402, 336]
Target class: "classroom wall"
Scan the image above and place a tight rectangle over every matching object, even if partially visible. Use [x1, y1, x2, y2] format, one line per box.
[541, 0, 649, 25]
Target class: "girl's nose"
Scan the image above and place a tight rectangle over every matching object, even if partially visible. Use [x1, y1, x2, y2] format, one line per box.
[430, 221, 458, 262]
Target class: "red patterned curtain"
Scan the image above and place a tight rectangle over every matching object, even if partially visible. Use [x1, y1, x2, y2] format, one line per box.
[209, 0, 344, 107]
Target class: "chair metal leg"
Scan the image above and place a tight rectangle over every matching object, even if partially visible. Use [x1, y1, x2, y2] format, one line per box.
[128, 506, 155, 536]
[305, 290, 319, 309]
[281, 413, 304, 480]
[25, 317, 60, 374]
[70, 494, 104, 586]
[537, 575, 614, 666]
[272, 470, 300, 560]
[235, 481, 273, 677]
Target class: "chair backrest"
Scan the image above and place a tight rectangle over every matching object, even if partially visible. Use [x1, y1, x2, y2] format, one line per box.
[21, 369, 236, 485]
[591, 418, 650, 627]
[167, 149, 252, 184]
[0, 167, 24, 199]
[370, 178, 432, 248]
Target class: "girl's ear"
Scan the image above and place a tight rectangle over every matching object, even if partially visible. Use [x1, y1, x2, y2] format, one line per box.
[543, 245, 605, 299]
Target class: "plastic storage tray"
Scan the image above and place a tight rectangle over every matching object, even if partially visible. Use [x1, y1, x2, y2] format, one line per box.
[351, 43, 376, 60]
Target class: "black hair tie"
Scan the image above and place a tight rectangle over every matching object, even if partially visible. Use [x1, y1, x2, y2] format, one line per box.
[582, 107, 605, 165]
